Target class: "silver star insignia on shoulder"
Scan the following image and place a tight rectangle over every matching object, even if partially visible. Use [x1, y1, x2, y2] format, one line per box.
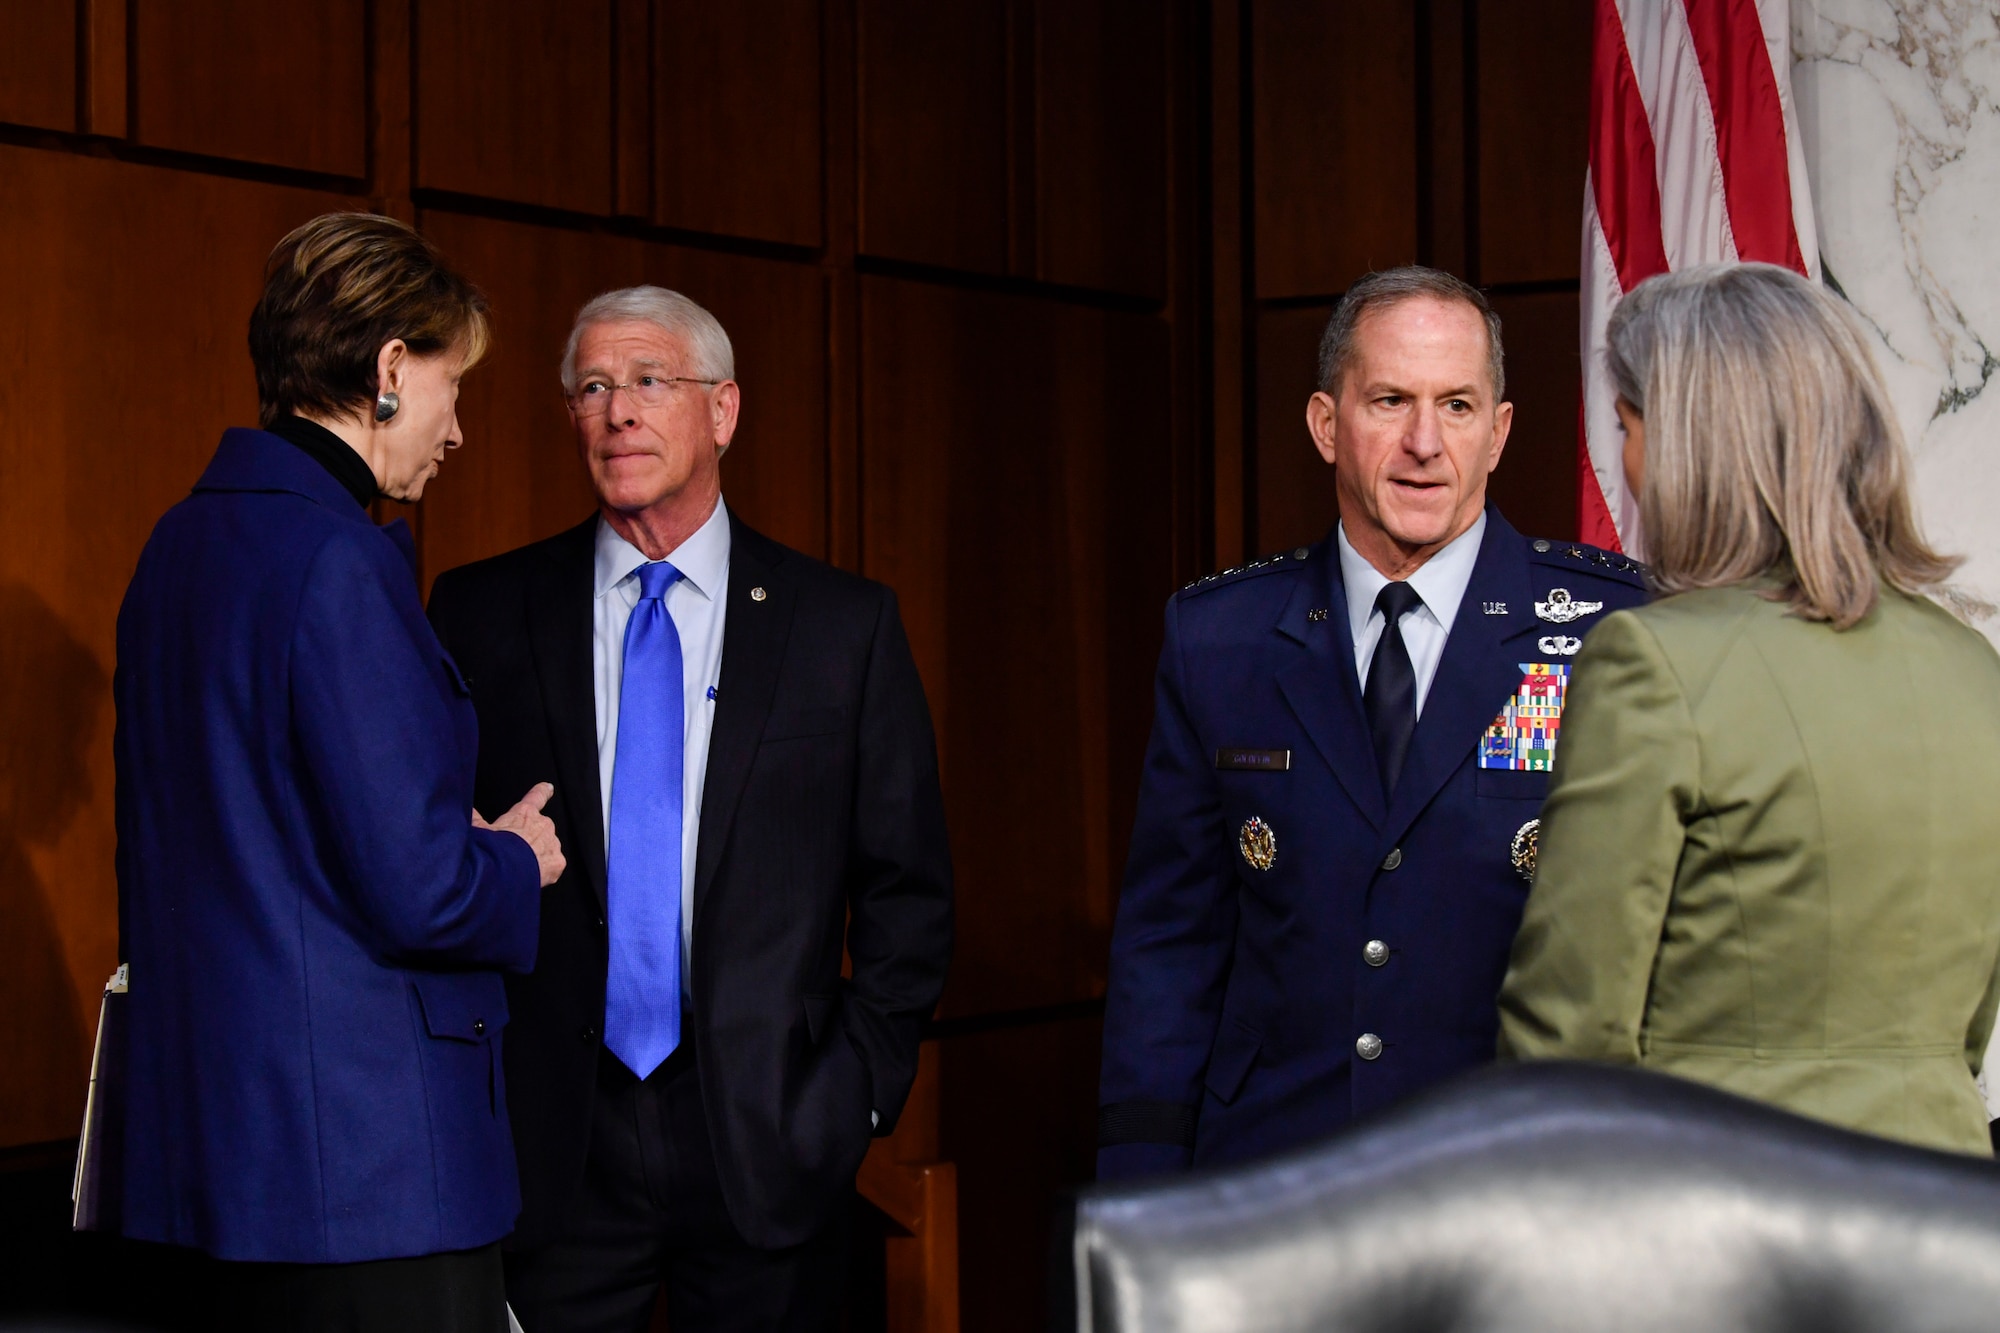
[1534, 588, 1603, 624]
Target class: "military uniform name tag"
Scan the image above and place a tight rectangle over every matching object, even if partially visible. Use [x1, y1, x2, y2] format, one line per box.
[1216, 748, 1291, 771]
[1479, 663, 1570, 771]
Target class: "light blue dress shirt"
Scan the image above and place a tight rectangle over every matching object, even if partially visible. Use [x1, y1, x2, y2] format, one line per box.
[1337, 510, 1486, 717]
[593, 496, 730, 977]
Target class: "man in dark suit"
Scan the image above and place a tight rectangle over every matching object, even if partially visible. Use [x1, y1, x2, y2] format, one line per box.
[1096, 266, 1646, 1179]
[428, 286, 953, 1331]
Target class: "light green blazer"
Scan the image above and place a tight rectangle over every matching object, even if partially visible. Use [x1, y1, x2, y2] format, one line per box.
[1497, 581, 2000, 1156]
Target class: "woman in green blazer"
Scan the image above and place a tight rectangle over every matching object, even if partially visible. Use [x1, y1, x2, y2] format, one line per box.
[1497, 262, 2000, 1156]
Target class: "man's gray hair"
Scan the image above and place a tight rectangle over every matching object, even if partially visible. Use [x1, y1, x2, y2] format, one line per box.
[560, 285, 735, 393]
[1316, 266, 1505, 402]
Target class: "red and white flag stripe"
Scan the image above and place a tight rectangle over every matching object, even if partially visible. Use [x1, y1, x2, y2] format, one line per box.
[1580, 0, 1819, 553]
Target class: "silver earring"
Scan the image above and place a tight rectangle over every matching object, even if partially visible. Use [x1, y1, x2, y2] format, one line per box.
[374, 391, 400, 423]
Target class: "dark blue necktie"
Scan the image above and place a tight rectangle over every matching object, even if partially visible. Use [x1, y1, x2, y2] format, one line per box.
[605, 561, 685, 1079]
[1364, 581, 1424, 797]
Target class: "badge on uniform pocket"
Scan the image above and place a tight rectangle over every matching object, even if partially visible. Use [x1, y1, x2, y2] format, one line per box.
[1510, 818, 1541, 881]
[1479, 663, 1570, 772]
[1238, 816, 1277, 871]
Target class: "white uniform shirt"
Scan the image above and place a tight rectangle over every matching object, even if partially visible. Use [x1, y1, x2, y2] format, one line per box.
[1337, 511, 1486, 717]
[592, 497, 730, 978]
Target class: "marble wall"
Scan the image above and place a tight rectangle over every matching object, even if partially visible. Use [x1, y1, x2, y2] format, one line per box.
[1792, 0, 2000, 630]
[1793, 0, 2000, 1111]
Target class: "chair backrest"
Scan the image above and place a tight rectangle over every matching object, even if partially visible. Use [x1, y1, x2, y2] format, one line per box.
[1068, 1063, 2000, 1333]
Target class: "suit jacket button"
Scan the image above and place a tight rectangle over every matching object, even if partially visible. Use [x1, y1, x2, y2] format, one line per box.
[581, 1025, 598, 1043]
[596, 916, 606, 929]
[1363, 939, 1390, 968]
[1381, 848, 1403, 871]
[1356, 1033, 1384, 1061]
[472, 1019, 486, 1036]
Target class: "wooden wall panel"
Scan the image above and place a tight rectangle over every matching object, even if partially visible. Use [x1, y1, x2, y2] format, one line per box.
[685, 257, 830, 559]
[1034, 0, 1167, 298]
[131, 0, 366, 176]
[85, 0, 130, 139]
[860, 276, 1171, 1018]
[654, 0, 824, 246]
[417, 213, 828, 585]
[937, 1014, 1102, 1333]
[0, 3, 77, 131]
[856, 0, 1008, 275]
[1251, 0, 1418, 299]
[415, 0, 613, 214]
[1252, 305, 1338, 555]
[1486, 290, 1581, 541]
[0, 145, 352, 1147]
[1476, 0, 1592, 284]
[1422, 0, 1469, 277]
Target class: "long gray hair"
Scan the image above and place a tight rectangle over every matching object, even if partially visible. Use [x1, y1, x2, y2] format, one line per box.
[1606, 262, 1956, 629]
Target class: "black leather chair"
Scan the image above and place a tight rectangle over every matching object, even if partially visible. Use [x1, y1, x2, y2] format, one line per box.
[1065, 1063, 2000, 1332]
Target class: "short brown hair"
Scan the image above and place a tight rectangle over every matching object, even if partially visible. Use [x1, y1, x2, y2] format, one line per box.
[1607, 262, 1958, 628]
[1317, 266, 1506, 402]
[248, 212, 489, 428]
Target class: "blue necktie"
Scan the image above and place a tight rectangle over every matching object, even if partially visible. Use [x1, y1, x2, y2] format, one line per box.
[1364, 581, 1424, 796]
[605, 561, 685, 1079]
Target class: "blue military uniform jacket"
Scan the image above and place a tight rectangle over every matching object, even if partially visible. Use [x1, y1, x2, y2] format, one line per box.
[1097, 506, 1646, 1178]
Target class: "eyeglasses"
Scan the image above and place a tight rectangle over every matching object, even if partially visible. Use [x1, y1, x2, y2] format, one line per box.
[566, 374, 721, 417]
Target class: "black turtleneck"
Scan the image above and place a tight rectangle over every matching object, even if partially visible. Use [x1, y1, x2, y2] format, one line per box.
[266, 416, 379, 510]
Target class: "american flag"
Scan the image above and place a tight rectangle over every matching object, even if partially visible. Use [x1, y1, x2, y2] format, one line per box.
[1579, 0, 1821, 554]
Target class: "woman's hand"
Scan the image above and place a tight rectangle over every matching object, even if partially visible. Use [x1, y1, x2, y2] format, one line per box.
[475, 782, 566, 887]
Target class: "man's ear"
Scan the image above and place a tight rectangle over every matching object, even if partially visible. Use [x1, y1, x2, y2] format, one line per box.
[711, 380, 742, 452]
[1486, 399, 1514, 474]
[1306, 391, 1340, 467]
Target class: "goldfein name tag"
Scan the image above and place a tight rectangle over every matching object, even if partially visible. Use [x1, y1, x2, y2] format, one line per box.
[1215, 748, 1291, 771]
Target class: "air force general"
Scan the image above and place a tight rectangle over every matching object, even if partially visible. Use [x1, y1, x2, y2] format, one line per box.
[1097, 267, 1647, 1178]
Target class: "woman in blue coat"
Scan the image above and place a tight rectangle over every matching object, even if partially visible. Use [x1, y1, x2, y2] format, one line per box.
[113, 212, 564, 1330]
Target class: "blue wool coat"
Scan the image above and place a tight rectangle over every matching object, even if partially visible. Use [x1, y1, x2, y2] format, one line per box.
[113, 429, 542, 1262]
[1097, 508, 1647, 1178]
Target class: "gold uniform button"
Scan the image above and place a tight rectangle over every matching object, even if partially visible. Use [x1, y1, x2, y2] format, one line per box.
[1355, 1033, 1384, 1061]
[1381, 848, 1403, 871]
[1363, 940, 1389, 968]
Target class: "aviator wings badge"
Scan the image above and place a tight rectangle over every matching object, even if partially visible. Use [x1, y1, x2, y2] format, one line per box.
[1534, 588, 1604, 624]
